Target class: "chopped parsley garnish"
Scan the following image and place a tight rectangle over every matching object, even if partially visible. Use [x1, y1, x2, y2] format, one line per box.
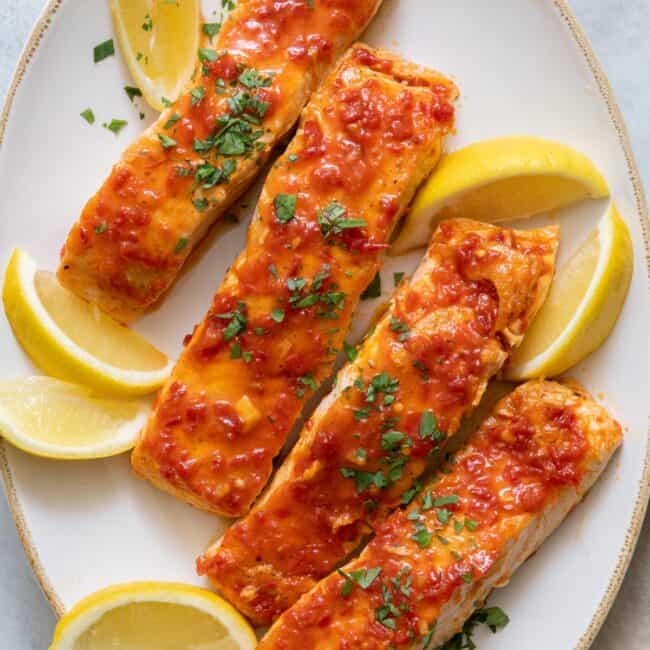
[419, 410, 445, 442]
[214, 302, 247, 341]
[434, 494, 459, 507]
[94, 222, 107, 234]
[238, 68, 273, 89]
[317, 201, 367, 239]
[389, 316, 410, 342]
[421, 491, 434, 511]
[297, 373, 318, 397]
[413, 359, 429, 380]
[190, 86, 206, 105]
[364, 372, 399, 405]
[381, 430, 404, 451]
[161, 96, 174, 108]
[436, 508, 451, 524]
[274, 193, 297, 223]
[164, 113, 180, 129]
[340, 467, 387, 493]
[158, 133, 177, 149]
[102, 119, 128, 134]
[354, 406, 370, 421]
[193, 198, 209, 211]
[375, 584, 401, 630]
[124, 86, 142, 102]
[268, 263, 279, 280]
[393, 272, 405, 287]
[80, 108, 95, 124]
[202, 22, 221, 39]
[142, 14, 153, 31]
[338, 566, 381, 596]
[230, 342, 242, 359]
[465, 517, 478, 532]
[437, 607, 509, 650]
[174, 237, 188, 254]
[199, 47, 218, 62]
[288, 153, 299, 162]
[287, 267, 345, 319]
[411, 518, 432, 548]
[400, 480, 422, 506]
[93, 39, 114, 63]
[461, 572, 473, 584]
[271, 308, 285, 323]
[343, 342, 358, 362]
[195, 159, 236, 188]
[356, 448, 367, 460]
[361, 272, 381, 300]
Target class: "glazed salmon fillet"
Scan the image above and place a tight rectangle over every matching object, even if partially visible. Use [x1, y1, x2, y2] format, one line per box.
[198, 218, 559, 625]
[258, 380, 622, 649]
[131, 46, 459, 515]
[58, 0, 384, 322]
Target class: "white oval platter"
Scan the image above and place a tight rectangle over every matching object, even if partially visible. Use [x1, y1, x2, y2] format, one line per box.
[0, 1, 648, 648]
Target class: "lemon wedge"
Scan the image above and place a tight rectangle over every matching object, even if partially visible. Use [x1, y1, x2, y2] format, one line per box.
[392, 136, 609, 254]
[3, 248, 172, 396]
[109, 0, 201, 112]
[0, 377, 149, 459]
[49, 582, 257, 650]
[505, 202, 632, 381]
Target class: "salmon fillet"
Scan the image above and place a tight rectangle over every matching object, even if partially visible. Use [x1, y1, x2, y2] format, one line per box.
[58, 0, 384, 322]
[131, 46, 458, 516]
[258, 380, 623, 648]
[197, 218, 559, 625]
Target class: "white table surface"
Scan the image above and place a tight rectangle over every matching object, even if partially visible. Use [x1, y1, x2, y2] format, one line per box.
[1, 1, 649, 648]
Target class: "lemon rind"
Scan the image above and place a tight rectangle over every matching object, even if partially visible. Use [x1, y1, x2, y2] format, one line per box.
[505, 203, 632, 380]
[391, 136, 610, 255]
[3, 249, 173, 396]
[49, 582, 257, 650]
[0, 396, 149, 460]
[108, 0, 200, 112]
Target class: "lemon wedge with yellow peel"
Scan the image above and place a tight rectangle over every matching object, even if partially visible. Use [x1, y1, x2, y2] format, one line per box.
[49, 582, 257, 650]
[505, 202, 632, 381]
[3, 248, 172, 396]
[392, 137, 610, 254]
[109, 0, 201, 112]
[0, 377, 149, 460]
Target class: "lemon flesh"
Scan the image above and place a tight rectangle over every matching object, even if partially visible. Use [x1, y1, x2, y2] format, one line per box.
[392, 136, 609, 254]
[110, 0, 200, 112]
[505, 203, 633, 380]
[49, 582, 256, 650]
[0, 377, 149, 459]
[3, 248, 172, 396]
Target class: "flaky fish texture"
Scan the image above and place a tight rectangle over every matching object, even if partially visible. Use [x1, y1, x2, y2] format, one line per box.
[198, 219, 559, 625]
[258, 380, 622, 648]
[132, 45, 458, 516]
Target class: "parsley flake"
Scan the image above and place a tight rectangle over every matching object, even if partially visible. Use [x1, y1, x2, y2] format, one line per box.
[214, 302, 247, 341]
[190, 86, 206, 105]
[199, 48, 218, 62]
[159, 133, 177, 149]
[274, 193, 297, 223]
[419, 410, 445, 442]
[361, 272, 381, 300]
[202, 22, 221, 39]
[102, 119, 127, 135]
[93, 39, 114, 63]
[317, 201, 367, 238]
[80, 108, 95, 124]
[124, 86, 142, 102]
[174, 237, 188, 254]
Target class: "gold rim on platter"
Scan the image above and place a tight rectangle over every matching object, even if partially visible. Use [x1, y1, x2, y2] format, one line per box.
[0, 0, 648, 646]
